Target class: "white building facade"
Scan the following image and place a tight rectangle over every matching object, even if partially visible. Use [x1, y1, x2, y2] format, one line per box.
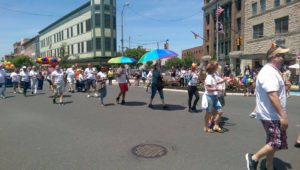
[39, 0, 116, 64]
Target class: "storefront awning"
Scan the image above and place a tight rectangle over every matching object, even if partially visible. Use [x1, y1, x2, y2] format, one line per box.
[229, 51, 243, 58]
[201, 55, 212, 61]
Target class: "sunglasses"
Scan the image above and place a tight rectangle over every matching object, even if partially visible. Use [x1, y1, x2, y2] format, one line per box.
[275, 54, 285, 59]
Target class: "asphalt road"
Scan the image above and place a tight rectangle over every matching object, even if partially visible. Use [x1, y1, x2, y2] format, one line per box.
[0, 85, 299, 170]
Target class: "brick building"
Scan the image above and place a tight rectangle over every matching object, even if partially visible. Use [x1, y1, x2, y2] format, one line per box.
[243, 0, 300, 71]
[13, 37, 40, 59]
[181, 46, 204, 60]
[203, 0, 244, 75]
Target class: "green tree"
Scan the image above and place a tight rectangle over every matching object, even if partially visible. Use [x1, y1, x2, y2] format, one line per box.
[182, 56, 199, 68]
[145, 61, 153, 70]
[124, 46, 147, 67]
[164, 57, 183, 70]
[58, 43, 70, 68]
[10, 55, 36, 68]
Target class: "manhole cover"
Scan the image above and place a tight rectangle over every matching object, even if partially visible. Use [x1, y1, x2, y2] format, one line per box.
[132, 144, 167, 158]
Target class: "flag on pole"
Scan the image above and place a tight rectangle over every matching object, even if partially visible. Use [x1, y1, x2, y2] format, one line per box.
[191, 31, 200, 39]
[217, 21, 225, 34]
[216, 6, 224, 17]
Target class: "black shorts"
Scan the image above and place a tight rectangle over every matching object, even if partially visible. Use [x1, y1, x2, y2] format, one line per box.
[218, 95, 225, 107]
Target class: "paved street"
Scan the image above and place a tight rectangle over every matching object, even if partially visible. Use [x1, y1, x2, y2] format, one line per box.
[0, 85, 299, 170]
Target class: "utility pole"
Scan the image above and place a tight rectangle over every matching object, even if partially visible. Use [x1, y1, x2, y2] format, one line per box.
[129, 36, 131, 49]
[121, 2, 130, 56]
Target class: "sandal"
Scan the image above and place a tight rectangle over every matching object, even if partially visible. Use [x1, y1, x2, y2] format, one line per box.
[213, 125, 223, 133]
[203, 127, 214, 133]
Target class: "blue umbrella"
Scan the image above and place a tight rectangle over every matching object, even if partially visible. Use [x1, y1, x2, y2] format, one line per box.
[138, 49, 178, 63]
[108, 56, 137, 64]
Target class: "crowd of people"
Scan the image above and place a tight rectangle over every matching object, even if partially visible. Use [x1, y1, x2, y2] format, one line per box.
[0, 44, 299, 170]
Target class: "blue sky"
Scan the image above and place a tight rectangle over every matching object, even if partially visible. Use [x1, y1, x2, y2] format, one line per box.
[0, 0, 203, 59]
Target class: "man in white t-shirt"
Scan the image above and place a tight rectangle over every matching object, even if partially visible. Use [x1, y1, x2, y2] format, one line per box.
[66, 65, 76, 93]
[29, 66, 39, 94]
[84, 63, 96, 98]
[10, 68, 21, 94]
[246, 45, 289, 170]
[0, 63, 6, 98]
[20, 66, 30, 96]
[51, 65, 65, 105]
[115, 64, 131, 104]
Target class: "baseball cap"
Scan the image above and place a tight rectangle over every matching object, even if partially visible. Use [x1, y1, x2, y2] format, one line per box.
[22, 66, 27, 69]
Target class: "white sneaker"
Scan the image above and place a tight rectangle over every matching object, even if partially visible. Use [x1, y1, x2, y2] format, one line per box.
[87, 94, 90, 98]
[249, 112, 256, 118]
[94, 93, 98, 97]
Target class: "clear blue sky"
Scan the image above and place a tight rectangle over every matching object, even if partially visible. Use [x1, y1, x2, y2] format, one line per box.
[0, 0, 203, 59]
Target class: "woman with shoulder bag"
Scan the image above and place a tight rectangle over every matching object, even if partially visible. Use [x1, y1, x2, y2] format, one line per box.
[96, 66, 108, 107]
[148, 63, 168, 109]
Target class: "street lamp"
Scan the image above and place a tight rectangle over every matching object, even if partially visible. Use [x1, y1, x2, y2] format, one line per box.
[121, 2, 130, 56]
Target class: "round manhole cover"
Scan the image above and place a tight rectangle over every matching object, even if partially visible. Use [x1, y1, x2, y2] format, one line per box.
[132, 144, 167, 158]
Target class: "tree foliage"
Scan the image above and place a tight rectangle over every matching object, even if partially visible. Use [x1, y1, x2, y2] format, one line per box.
[123, 46, 147, 67]
[182, 56, 200, 68]
[9, 55, 36, 68]
[164, 57, 183, 70]
[58, 43, 70, 68]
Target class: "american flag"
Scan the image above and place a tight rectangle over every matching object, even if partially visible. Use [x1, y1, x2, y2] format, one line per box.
[216, 6, 224, 17]
[191, 31, 200, 39]
[217, 21, 225, 34]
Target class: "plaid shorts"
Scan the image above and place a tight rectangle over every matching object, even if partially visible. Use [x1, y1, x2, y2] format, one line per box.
[261, 120, 288, 150]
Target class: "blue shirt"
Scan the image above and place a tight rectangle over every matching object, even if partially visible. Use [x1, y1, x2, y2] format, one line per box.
[151, 70, 161, 84]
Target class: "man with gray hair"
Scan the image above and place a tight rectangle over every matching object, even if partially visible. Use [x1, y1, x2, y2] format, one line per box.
[245, 44, 289, 170]
[0, 63, 6, 99]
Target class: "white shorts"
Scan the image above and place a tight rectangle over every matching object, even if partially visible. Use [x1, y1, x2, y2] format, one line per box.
[67, 78, 75, 85]
[54, 84, 65, 94]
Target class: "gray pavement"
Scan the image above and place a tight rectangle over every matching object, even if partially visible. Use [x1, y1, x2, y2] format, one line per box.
[0, 85, 299, 170]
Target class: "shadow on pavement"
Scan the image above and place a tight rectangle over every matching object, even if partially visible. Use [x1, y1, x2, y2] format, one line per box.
[64, 101, 74, 105]
[219, 116, 236, 127]
[2, 95, 15, 99]
[123, 101, 147, 106]
[150, 104, 186, 111]
[48, 94, 72, 98]
[259, 158, 292, 170]
[104, 103, 115, 107]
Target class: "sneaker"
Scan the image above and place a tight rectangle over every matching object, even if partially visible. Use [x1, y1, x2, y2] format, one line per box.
[213, 125, 223, 133]
[13, 91, 17, 94]
[116, 97, 120, 103]
[188, 108, 193, 113]
[148, 104, 153, 108]
[121, 100, 125, 105]
[0, 95, 6, 99]
[100, 104, 105, 107]
[52, 98, 56, 104]
[87, 94, 90, 98]
[249, 112, 257, 118]
[295, 142, 300, 148]
[203, 127, 214, 133]
[245, 153, 258, 170]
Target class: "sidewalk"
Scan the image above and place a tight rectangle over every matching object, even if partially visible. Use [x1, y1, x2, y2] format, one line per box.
[111, 80, 300, 97]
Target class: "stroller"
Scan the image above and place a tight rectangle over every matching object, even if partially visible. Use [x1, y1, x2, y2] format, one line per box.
[76, 80, 87, 92]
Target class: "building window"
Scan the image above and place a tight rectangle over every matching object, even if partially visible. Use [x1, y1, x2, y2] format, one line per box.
[71, 45, 74, 55]
[275, 16, 289, 33]
[104, 5, 110, 12]
[78, 43, 81, 53]
[113, 16, 116, 30]
[237, 18, 241, 34]
[236, 0, 241, 11]
[96, 38, 101, 50]
[206, 30, 209, 41]
[205, 14, 210, 25]
[61, 31, 64, 40]
[67, 29, 69, 38]
[77, 24, 80, 35]
[81, 42, 84, 53]
[253, 23, 264, 39]
[286, 0, 291, 3]
[105, 38, 111, 51]
[86, 19, 91, 32]
[274, 0, 280, 7]
[81, 23, 84, 34]
[104, 14, 111, 28]
[95, 5, 101, 11]
[260, 0, 266, 13]
[71, 27, 73, 37]
[113, 38, 116, 51]
[95, 14, 101, 27]
[206, 45, 209, 54]
[252, 2, 257, 16]
[87, 40, 92, 52]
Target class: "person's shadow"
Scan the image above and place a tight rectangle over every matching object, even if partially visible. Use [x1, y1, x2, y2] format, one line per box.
[259, 157, 292, 170]
[123, 101, 147, 106]
[149, 104, 186, 111]
[217, 116, 236, 133]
